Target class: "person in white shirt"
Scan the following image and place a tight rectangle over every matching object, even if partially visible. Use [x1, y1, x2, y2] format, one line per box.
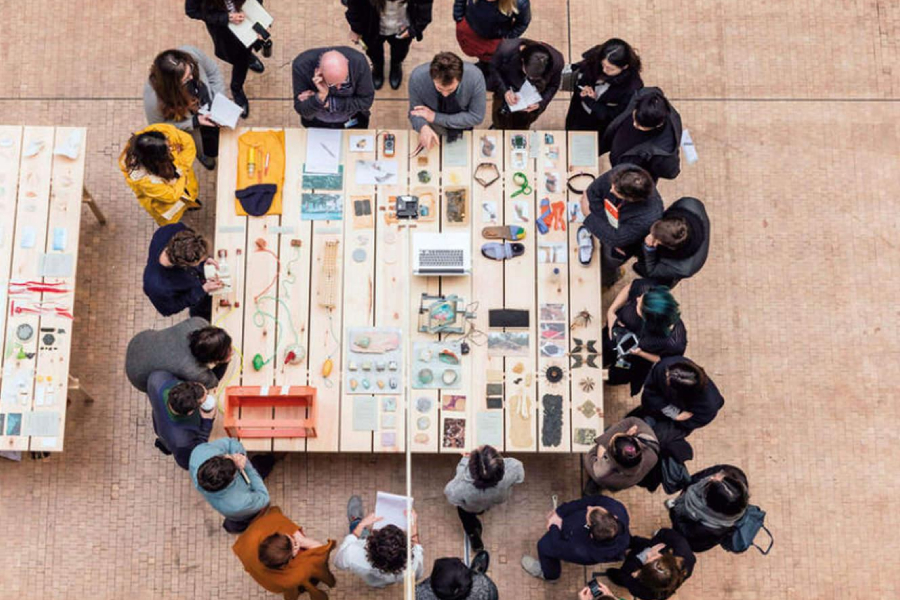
[333, 495, 425, 588]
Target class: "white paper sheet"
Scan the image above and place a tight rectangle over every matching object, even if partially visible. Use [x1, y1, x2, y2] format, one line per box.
[476, 411, 503, 447]
[25, 411, 61, 437]
[306, 129, 342, 174]
[570, 134, 597, 167]
[349, 134, 375, 153]
[355, 160, 398, 185]
[352, 395, 377, 431]
[227, 0, 274, 47]
[443, 138, 468, 167]
[208, 94, 243, 129]
[507, 80, 543, 113]
[374, 491, 413, 531]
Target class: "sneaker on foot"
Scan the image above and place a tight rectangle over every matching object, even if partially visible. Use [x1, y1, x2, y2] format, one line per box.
[347, 495, 364, 523]
[521, 555, 544, 579]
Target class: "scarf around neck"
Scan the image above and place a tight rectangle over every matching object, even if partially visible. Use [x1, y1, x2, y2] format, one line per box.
[674, 477, 743, 531]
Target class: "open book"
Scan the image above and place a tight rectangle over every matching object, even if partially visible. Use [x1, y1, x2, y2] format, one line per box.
[227, 0, 274, 48]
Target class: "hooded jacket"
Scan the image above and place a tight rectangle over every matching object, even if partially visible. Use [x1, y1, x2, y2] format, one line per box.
[119, 123, 200, 226]
[189, 438, 270, 520]
[635, 197, 710, 286]
[600, 87, 682, 181]
[345, 0, 433, 43]
[583, 417, 659, 491]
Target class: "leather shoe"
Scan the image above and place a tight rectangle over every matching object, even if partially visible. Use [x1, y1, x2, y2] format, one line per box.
[249, 56, 264, 74]
[470, 550, 490, 575]
[389, 62, 403, 90]
[197, 155, 217, 171]
[233, 90, 250, 119]
[372, 63, 385, 90]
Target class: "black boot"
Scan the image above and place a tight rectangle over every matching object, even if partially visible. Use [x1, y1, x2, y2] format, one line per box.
[233, 89, 250, 119]
[372, 62, 385, 90]
[249, 56, 265, 74]
[389, 61, 403, 90]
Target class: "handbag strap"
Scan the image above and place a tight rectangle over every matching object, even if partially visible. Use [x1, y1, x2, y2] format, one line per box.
[752, 523, 774, 555]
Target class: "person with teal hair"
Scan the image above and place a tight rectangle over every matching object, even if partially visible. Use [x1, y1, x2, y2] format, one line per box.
[603, 279, 687, 395]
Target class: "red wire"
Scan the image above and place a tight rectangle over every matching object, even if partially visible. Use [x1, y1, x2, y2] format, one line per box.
[253, 246, 281, 304]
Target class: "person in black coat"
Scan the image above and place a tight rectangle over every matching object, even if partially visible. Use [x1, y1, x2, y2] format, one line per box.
[485, 38, 564, 130]
[345, 0, 432, 91]
[634, 197, 710, 287]
[566, 39, 644, 139]
[603, 280, 687, 395]
[638, 357, 724, 436]
[292, 46, 375, 129]
[580, 164, 663, 284]
[143, 223, 222, 320]
[185, 0, 271, 118]
[604, 529, 695, 600]
[453, 0, 531, 63]
[668, 464, 749, 552]
[599, 87, 682, 181]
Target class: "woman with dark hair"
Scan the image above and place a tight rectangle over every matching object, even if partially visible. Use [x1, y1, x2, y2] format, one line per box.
[144, 47, 226, 170]
[453, 0, 531, 64]
[119, 124, 199, 225]
[444, 445, 524, 552]
[345, 0, 433, 90]
[566, 38, 644, 137]
[638, 356, 724, 436]
[668, 464, 749, 552]
[486, 38, 564, 129]
[604, 279, 687, 395]
[604, 528, 695, 600]
[185, 0, 271, 118]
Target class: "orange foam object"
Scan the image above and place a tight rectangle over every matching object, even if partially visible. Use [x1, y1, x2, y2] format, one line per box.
[223, 386, 318, 439]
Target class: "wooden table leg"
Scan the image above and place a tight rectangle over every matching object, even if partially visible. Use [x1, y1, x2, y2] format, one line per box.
[67, 374, 95, 404]
[82, 185, 107, 225]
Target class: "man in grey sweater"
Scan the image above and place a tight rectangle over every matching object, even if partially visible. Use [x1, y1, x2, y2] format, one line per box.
[292, 46, 375, 129]
[408, 52, 486, 153]
[444, 445, 524, 552]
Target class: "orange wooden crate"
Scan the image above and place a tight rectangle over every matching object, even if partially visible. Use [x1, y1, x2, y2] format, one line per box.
[223, 386, 318, 438]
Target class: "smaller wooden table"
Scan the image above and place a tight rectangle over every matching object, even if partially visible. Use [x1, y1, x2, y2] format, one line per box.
[0, 126, 89, 452]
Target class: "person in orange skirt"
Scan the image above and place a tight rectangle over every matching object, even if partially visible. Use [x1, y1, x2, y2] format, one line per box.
[452, 0, 531, 64]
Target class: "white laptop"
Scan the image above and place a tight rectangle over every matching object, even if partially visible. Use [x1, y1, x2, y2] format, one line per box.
[412, 232, 471, 276]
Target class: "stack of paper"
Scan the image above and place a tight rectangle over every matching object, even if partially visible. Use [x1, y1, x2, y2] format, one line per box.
[374, 491, 414, 531]
[508, 80, 544, 112]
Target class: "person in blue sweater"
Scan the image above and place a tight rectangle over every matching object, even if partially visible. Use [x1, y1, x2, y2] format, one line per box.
[143, 223, 222, 320]
[190, 438, 275, 533]
[521, 495, 630, 581]
[146, 371, 215, 469]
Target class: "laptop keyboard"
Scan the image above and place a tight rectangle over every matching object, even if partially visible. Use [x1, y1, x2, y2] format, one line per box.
[419, 249, 464, 268]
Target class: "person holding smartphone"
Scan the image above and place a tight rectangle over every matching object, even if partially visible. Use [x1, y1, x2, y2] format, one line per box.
[604, 280, 687, 395]
[345, 0, 433, 90]
[292, 46, 375, 129]
[145, 372, 216, 470]
[578, 578, 623, 600]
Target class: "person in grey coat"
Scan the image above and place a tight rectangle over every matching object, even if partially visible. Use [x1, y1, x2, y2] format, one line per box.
[416, 556, 498, 600]
[292, 46, 375, 129]
[444, 445, 524, 552]
[408, 52, 486, 153]
[634, 197, 710, 288]
[583, 416, 659, 494]
[125, 317, 232, 393]
[143, 46, 226, 170]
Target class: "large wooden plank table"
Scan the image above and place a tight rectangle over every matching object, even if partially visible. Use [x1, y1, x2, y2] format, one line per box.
[0, 126, 88, 453]
[212, 128, 604, 453]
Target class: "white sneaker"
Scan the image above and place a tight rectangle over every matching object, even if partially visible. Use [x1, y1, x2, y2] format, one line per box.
[521, 555, 544, 579]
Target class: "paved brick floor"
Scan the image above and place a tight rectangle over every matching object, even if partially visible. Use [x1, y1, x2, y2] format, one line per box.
[2, 1, 900, 599]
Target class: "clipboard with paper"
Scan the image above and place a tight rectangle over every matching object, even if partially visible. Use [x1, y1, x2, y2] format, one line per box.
[228, 0, 273, 48]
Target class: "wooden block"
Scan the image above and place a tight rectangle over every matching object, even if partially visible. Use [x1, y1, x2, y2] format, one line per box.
[468, 130, 507, 451]
[273, 128, 312, 452]
[29, 127, 87, 452]
[339, 129, 376, 452]
[438, 132, 474, 453]
[0, 126, 23, 451]
[0, 126, 54, 452]
[503, 130, 537, 452]
[373, 129, 410, 453]
[534, 131, 571, 453]
[567, 131, 605, 451]
[407, 140, 441, 454]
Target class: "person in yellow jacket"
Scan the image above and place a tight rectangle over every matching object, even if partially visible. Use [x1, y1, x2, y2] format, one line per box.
[120, 123, 200, 225]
